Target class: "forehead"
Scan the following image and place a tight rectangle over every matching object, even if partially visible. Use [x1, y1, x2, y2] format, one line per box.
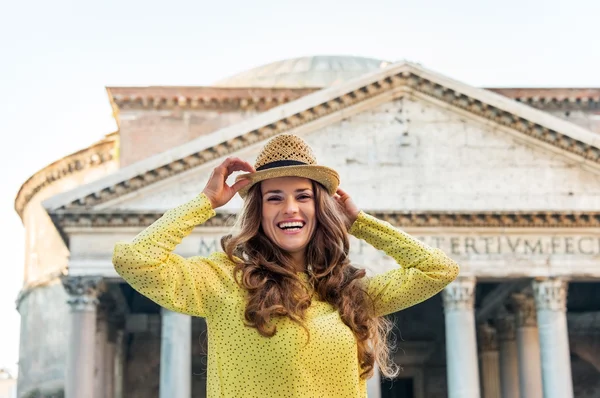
[260, 176, 313, 193]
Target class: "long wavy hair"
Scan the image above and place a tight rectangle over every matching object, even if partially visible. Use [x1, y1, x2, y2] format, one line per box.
[221, 180, 397, 379]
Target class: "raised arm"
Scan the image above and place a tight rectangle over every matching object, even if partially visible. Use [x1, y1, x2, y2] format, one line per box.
[334, 187, 459, 317]
[349, 211, 460, 316]
[113, 157, 255, 318]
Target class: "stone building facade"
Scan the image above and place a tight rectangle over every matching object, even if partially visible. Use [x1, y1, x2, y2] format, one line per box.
[14, 55, 600, 398]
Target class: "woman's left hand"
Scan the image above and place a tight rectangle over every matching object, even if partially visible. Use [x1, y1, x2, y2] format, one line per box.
[334, 188, 360, 225]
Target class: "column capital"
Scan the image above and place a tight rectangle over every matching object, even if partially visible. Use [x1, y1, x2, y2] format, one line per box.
[495, 309, 516, 342]
[533, 278, 568, 312]
[442, 276, 476, 312]
[61, 275, 105, 311]
[511, 293, 537, 327]
[478, 323, 498, 352]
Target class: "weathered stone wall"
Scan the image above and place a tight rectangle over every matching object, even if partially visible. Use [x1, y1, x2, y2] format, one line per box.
[22, 160, 116, 285]
[117, 108, 260, 167]
[16, 282, 68, 398]
[535, 108, 600, 135]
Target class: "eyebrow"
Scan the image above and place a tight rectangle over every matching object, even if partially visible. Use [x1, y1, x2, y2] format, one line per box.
[263, 188, 312, 195]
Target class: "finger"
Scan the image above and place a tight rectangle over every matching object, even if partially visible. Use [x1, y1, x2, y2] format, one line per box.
[336, 188, 351, 201]
[230, 177, 252, 193]
[226, 158, 256, 174]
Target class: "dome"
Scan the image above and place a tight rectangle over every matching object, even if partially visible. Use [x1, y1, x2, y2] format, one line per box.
[214, 55, 391, 88]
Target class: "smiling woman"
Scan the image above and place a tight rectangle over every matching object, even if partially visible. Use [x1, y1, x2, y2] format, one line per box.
[112, 134, 460, 398]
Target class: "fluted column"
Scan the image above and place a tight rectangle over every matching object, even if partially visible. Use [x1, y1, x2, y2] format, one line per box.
[95, 312, 108, 398]
[495, 311, 520, 398]
[533, 279, 574, 398]
[114, 329, 125, 398]
[159, 308, 191, 398]
[511, 293, 542, 398]
[443, 277, 480, 398]
[366, 363, 381, 398]
[478, 324, 501, 398]
[62, 276, 104, 398]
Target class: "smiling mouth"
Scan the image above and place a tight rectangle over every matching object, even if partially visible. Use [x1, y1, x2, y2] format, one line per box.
[277, 221, 305, 232]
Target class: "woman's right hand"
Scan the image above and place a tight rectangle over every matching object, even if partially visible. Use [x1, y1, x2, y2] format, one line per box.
[202, 157, 256, 209]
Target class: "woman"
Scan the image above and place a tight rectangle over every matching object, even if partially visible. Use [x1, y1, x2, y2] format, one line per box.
[113, 134, 460, 398]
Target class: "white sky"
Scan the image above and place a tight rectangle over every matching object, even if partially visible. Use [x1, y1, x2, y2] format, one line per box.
[1, 0, 599, 376]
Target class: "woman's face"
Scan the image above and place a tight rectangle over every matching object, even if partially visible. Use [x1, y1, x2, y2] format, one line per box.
[260, 176, 316, 258]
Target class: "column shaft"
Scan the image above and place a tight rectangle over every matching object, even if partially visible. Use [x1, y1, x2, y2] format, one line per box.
[62, 276, 104, 398]
[443, 277, 481, 398]
[114, 330, 125, 398]
[95, 315, 107, 398]
[533, 279, 574, 398]
[495, 312, 519, 398]
[159, 308, 192, 398]
[478, 324, 501, 398]
[512, 293, 543, 398]
[366, 363, 381, 398]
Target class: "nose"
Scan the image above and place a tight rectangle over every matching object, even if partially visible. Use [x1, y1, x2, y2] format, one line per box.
[283, 197, 299, 215]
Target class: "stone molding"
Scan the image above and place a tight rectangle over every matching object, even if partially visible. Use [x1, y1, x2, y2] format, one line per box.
[46, 62, 600, 213]
[61, 275, 105, 312]
[51, 209, 600, 230]
[533, 278, 569, 311]
[110, 86, 600, 112]
[511, 293, 537, 327]
[108, 87, 319, 111]
[489, 88, 600, 111]
[15, 134, 116, 218]
[478, 323, 499, 352]
[442, 277, 476, 312]
[495, 311, 517, 342]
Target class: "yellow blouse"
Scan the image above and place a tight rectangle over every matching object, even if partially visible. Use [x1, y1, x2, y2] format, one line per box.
[112, 193, 459, 398]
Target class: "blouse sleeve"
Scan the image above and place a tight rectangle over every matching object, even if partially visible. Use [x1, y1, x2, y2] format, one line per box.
[112, 193, 236, 318]
[349, 211, 460, 317]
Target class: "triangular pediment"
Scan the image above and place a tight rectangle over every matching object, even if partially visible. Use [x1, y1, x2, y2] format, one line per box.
[43, 61, 600, 218]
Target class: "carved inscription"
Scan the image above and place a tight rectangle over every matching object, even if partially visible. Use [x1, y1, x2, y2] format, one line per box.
[196, 235, 600, 257]
[415, 236, 600, 256]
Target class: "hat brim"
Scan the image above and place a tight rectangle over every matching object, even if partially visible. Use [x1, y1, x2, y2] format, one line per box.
[235, 165, 340, 198]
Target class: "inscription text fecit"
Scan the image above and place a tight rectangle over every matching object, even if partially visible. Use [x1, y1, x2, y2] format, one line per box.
[415, 236, 600, 256]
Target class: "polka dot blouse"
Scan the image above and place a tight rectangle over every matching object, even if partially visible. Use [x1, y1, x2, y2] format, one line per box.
[113, 193, 459, 398]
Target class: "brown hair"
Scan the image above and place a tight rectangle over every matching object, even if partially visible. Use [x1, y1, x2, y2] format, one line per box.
[221, 181, 397, 379]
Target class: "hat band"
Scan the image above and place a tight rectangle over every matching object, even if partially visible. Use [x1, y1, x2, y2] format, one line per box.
[256, 160, 307, 171]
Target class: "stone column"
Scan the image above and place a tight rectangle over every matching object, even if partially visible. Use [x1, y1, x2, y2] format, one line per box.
[104, 317, 119, 398]
[114, 329, 125, 398]
[533, 279, 574, 398]
[442, 277, 481, 398]
[478, 324, 501, 398]
[511, 293, 543, 398]
[62, 276, 104, 398]
[95, 313, 108, 398]
[366, 363, 381, 398]
[159, 308, 191, 398]
[495, 311, 520, 398]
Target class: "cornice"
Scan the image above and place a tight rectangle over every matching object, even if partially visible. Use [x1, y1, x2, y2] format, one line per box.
[108, 86, 319, 111]
[48, 63, 600, 212]
[109, 86, 600, 111]
[14, 133, 118, 218]
[489, 88, 600, 110]
[52, 209, 600, 229]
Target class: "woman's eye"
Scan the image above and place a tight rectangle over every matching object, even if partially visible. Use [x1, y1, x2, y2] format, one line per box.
[298, 195, 312, 200]
[267, 197, 282, 202]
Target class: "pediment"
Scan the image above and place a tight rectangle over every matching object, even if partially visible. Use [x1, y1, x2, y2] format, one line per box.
[43, 61, 600, 222]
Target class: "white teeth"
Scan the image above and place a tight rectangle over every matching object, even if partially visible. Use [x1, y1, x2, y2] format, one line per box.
[278, 221, 304, 229]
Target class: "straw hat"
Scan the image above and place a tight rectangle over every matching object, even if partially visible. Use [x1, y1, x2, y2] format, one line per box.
[236, 134, 340, 198]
